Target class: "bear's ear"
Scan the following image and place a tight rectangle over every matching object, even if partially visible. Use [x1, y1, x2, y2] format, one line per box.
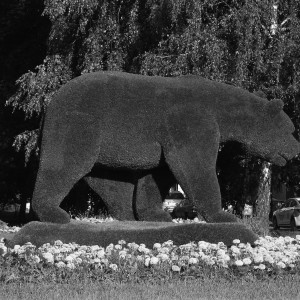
[264, 99, 284, 117]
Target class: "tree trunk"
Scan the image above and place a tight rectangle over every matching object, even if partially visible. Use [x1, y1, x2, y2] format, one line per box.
[255, 162, 272, 232]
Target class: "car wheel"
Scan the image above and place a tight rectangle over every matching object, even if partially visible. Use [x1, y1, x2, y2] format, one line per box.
[273, 217, 279, 229]
[290, 218, 297, 231]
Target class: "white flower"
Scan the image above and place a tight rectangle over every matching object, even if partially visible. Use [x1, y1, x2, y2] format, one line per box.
[277, 261, 286, 269]
[216, 249, 226, 256]
[162, 240, 173, 247]
[13, 245, 20, 251]
[231, 245, 240, 255]
[55, 261, 66, 268]
[221, 254, 231, 262]
[209, 243, 218, 250]
[42, 252, 54, 264]
[158, 253, 169, 261]
[217, 242, 226, 249]
[138, 244, 150, 254]
[30, 255, 41, 264]
[253, 254, 264, 264]
[150, 257, 159, 265]
[266, 255, 275, 264]
[54, 240, 63, 247]
[0, 244, 7, 256]
[78, 245, 88, 252]
[67, 262, 75, 269]
[159, 247, 170, 254]
[198, 241, 209, 250]
[119, 250, 127, 259]
[60, 247, 70, 253]
[114, 244, 122, 250]
[65, 254, 76, 262]
[191, 251, 200, 257]
[74, 257, 82, 264]
[189, 257, 198, 264]
[172, 265, 181, 272]
[52, 248, 61, 255]
[127, 242, 139, 251]
[235, 260, 244, 267]
[109, 263, 118, 271]
[106, 244, 114, 252]
[153, 243, 162, 249]
[242, 257, 252, 265]
[136, 255, 144, 262]
[284, 236, 294, 243]
[96, 249, 105, 258]
[93, 258, 101, 264]
[144, 257, 150, 267]
[90, 245, 100, 252]
[254, 264, 266, 270]
[232, 239, 240, 244]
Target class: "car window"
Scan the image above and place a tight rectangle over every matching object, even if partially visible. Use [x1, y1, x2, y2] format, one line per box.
[286, 199, 298, 207]
[291, 200, 299, 207]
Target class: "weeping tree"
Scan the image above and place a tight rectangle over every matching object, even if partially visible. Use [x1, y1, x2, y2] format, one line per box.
[141, 0, 300, 226]
[6, 0, 300, 226]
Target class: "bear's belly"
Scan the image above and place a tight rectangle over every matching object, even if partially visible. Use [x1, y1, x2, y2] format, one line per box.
[95, 140, 162, 170]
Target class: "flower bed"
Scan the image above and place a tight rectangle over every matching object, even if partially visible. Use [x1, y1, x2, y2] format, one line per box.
[1, 234, 300, 280]
[1, 217, 299, 283]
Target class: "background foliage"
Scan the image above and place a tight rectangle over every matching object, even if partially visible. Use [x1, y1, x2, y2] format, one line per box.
[2, 0, 300, 220]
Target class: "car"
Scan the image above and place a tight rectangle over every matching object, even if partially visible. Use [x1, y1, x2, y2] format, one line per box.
[272, 198, 300, 231]
[162, 191, 198, 220]
[162, 191, 185, 213]
[171, 200, 198, 220]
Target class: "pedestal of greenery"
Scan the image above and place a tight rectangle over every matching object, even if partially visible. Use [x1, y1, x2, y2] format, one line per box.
[7, 220, 258, 248]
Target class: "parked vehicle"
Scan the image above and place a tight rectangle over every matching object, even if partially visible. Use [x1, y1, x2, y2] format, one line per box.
[272, 198, 300, 231]
[162, 191, 185, 213]
[171, 200, 198, 220]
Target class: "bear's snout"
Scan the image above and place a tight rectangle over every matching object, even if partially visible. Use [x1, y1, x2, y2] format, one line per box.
[281, 139, 300, 161]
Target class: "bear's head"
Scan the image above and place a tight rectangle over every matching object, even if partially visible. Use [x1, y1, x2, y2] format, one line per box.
[243, 98, 300, 166]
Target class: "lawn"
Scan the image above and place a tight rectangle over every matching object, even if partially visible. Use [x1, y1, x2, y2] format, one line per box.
[1, 275, 300, 300]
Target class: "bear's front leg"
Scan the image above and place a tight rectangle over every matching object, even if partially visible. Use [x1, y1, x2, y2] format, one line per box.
[164, 145, 237, 223]
[163, 114, 237, 223]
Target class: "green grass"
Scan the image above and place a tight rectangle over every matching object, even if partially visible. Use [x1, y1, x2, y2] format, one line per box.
[1, 274, 300, 300]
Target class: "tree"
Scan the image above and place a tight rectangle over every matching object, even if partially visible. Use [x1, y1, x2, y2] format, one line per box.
[5, 0, 300, 226]
[0, 0, 50, 223]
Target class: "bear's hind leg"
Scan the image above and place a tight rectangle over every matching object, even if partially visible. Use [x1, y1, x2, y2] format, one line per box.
[84, 171, 136, 221]
[32, 170, 73, 223]
[134, 169, 174, 222]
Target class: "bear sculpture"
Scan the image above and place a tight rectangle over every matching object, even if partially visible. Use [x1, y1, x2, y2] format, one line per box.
[32, 71, 300, 224]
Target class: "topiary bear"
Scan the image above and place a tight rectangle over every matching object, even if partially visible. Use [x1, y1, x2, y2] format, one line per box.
[32, 71, 300, 224]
